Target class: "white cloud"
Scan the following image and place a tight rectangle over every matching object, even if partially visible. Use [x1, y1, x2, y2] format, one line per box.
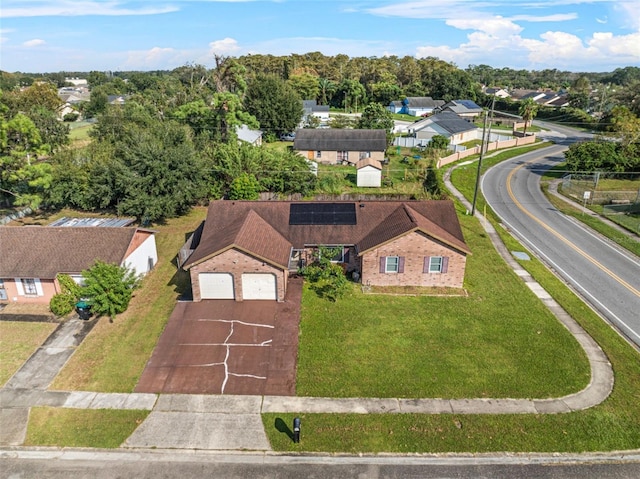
[0, 1, 179, 18]
[509, 13, 578, 22]
[208, 38, 241, 55]
[446, 16, 523, 35]
[23, 38, 46, 47]
[613, 1, 640, 30]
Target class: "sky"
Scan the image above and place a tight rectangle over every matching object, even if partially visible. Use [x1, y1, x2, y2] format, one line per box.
[1, 0, 639, 74]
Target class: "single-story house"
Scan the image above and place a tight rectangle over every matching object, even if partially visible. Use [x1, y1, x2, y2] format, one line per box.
[236, 125, 263, 146]
[408, 111, 479, 145]
[293, 129, 387, 165]
[389, 97, 446, 116]
[302, 100, 330, 126]
[356, 158, 383, 187]
[180, 200, 471, 302]
[484, 88, 510, 99]
[440, 100, 484, 119]
[0, 226, 157, 305]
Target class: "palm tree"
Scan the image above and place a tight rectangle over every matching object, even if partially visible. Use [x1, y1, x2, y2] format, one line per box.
[519, 98, 539, 135]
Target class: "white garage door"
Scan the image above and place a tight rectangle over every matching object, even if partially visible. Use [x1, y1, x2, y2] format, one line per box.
[242, 273, 277, 300]
[199, 273, 234, 299]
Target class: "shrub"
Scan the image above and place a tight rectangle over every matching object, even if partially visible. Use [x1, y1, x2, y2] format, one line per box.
[50, 293, 75, 316]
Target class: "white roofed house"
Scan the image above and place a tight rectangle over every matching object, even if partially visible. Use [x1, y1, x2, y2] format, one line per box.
[235, 125, 263, 146]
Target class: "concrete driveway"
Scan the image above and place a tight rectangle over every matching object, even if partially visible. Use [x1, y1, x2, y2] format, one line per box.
[135, 277, 302, 396]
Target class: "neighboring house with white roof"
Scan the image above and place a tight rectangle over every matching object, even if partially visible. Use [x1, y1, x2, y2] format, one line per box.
[236, 125, 263, 146]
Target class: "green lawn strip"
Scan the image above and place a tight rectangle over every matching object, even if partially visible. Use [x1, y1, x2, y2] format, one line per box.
[50, 207, 206, 392]
[296, 207, 589, 399]
[0, 322, 57, 386]
[543, 187, 640, 257]
[25, 407, 149, 448]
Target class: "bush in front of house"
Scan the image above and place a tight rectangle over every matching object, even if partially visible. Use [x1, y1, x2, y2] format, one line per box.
[49, 293, 76, 316]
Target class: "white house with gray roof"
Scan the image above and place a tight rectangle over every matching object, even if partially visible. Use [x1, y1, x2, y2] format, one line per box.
[408, 111, 479, 145]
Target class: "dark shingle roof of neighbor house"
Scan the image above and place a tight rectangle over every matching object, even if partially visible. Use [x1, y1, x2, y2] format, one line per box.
[412, 111, 477, 135]
[404, 97, 446, 108]
[0, 227, 143, 278]
[293, 129, 387, 152]
[183, 200, 471, 270]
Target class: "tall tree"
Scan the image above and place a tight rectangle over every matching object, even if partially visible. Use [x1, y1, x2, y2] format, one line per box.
[357, 103, 395, 145]
[518, 98, 539, 135]
[244, 74, 302, 137]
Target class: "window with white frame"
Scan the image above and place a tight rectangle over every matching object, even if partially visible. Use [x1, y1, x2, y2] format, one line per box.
[337, 151, 349, 163]
[380, 256, 405, 273]
[424, 256, 449, 273]
[359, 151, 371, 159]
[385, 256, 399, 273]
[0, 279, 7, 300]
[21, 278, 38, 295]
[315, 151, 322, 159]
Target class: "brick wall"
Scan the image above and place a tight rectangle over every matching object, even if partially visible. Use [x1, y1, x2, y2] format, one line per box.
[189, 248, 287, 301]
[360, 231, 467, 288]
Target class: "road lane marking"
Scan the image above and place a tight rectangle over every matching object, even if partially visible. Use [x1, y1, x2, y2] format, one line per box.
[506, 162, 640, 298]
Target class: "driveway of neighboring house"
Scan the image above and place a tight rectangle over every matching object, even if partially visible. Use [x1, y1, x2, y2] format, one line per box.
[135, 277, 302, 396]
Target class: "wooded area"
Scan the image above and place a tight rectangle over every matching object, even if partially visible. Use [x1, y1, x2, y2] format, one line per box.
[2, 55, 639, 221]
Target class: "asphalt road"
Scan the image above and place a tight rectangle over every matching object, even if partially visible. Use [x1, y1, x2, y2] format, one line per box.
[481, 124, 640, 349]
[2, 450, 640, 479]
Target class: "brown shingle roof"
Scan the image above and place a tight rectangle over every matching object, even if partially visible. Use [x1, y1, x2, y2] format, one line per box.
[183, 200, 470, 270]
[0, 227, 139, 278]
[186, 210, 292, 269]
[356, 158, 382, 170]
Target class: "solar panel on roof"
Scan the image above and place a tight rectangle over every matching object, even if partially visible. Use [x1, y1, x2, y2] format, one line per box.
[457, 100, 480, 109]
[289, 203, 357, 225]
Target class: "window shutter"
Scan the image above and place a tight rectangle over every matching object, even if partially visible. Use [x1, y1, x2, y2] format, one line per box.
[344, 248, 350, 264]
[398, 256, 405, 273]
[34, 279, 44, 296]
[423, 257, 430, 273]
[15, 278, 24, 296]
[442, 256, 449, 273]
[379, 257, 386, 273]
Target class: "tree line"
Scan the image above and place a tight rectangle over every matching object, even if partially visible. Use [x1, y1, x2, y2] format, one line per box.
[2, 54, 639, 222]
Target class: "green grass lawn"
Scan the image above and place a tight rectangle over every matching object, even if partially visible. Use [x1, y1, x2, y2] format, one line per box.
[296, 206, 589, 399]
[0, 322, 57, 386]
[25, 407, 149, 448]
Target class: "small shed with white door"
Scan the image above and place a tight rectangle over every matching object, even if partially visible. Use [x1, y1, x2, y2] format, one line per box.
[356, 158, 383, 187]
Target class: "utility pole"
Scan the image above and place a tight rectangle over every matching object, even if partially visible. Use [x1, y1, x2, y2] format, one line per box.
[471, 96, 495, 216]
